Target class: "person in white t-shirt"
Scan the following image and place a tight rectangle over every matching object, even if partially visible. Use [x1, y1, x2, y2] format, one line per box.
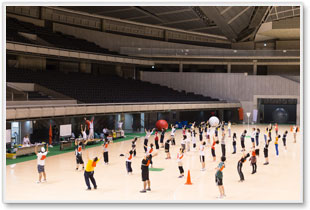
[35, 144, 49, 184]
[186, 129, 191, 152]
[81, 124, 87, 140]
[199, 141, 206, 171]
[170, 124, 176, 145]
[23, 135, 31, 146]
[227, 121, 232, 137]
[251, 128, 256, 147]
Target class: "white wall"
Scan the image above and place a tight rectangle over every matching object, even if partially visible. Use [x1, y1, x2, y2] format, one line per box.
[141, 72, 300, 124]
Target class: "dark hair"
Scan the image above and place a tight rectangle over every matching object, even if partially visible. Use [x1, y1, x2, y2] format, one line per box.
[221, 156, 226, 162]
[150, 143, 154, 147]
[285, 130, 288, 134]
[278, 135, 281, 138]
[93, 157, 98, 162]
[129, 150, 133, 155]
[79, 142, 83, 146]
[202, 141, 206, 145]
[233, 133, 236, 138]
[244, 130, 247, 134]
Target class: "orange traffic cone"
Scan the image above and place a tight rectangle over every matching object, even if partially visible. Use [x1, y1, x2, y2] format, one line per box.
[185, 170, 193, 185]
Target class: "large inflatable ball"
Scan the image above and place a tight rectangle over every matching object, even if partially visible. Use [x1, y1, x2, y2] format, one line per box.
[156, 120, 169, 130]
[209, 116, 220, 127]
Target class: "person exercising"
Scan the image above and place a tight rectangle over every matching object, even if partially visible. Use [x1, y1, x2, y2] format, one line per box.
[35, 144, 49, 183]
[215, 156, 226, 199]
[144, 128, 155, 152]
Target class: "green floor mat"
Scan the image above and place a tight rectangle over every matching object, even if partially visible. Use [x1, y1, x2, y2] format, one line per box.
[149, 168, 164, 171]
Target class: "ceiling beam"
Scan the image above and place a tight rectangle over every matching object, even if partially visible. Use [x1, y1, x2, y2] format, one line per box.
[159, 18, 201, 26]
[132, 6, 164, 23]
[220, 6, 232, 15]
[96, 7, 133, 15]
[156, 8, 192, 15]
[227, 6, 251, 24]
[199, 6, 237, 41]
[191, 26, 219, 31]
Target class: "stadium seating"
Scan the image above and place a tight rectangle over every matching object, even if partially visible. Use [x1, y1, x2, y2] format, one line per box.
[6, 68, 220, 103]
[6, 17, 120, 56]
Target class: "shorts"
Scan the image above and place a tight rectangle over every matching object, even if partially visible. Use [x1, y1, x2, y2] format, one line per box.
[76, 154, 84, 164]
[165, 148, 169, 153]
[264, 148, 268, 158]
[142, 170, 149, 181]
[37, 165, 45, 173]
[211, 149, 216, 157]
[215, 176, 223, 186]
[200, 155, 205, 163]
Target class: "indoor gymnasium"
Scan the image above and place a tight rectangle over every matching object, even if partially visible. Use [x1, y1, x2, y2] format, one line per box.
[3, 5, 302, 203]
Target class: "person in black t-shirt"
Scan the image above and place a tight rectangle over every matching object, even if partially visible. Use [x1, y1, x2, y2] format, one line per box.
[140, 152, 158, 193]
[160, 128, 166, 148]
[165, 139, 171, 159]
[282, 130, 288, 150]
[240, 130, 247, 152]
[237, 153, 250, 182]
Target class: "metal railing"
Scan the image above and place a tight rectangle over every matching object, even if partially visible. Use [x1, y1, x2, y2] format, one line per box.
[120, 47, 300, 58]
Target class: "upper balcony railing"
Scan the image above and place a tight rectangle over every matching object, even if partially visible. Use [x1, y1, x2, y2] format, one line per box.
[120, 47, 300, 58]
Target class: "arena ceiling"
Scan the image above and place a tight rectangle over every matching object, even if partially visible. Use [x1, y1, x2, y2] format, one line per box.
[61, 6, 300, 42]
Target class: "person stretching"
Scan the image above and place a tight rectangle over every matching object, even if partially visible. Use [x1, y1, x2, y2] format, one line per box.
[282, 131, 288, 150]
[35, 144, 49, 183]
[250, 147, 257, 174]
[232, 133, 237, 154]
[84, 150, 100, 190]
[144, 128, 155, 152]
[199, 141, 206, 171]
[237, 152, 250, 182]
[177, 148, 185, 178]
[215, 156, 226, 199]
[165, 139, 171, 159]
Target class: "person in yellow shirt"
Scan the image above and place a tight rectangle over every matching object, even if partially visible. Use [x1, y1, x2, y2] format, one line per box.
[275, 135, 280, 157]
[84, 151, 100, 190]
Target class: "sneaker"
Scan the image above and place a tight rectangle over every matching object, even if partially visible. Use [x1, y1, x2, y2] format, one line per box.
[264, 162, 269, 165]
[146, 188, 151, 191]
[42, 179, 47, 183]
[178, 175, 184, 178]
[216, 196, 223, 199]
[36, 181, 41, 184]
[94, 186, 97, 190]
[86, 188, 91, 191]
[140, 190, 147, 193]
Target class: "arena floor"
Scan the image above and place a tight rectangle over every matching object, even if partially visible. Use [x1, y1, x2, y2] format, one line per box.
[5, 124, 302, 202]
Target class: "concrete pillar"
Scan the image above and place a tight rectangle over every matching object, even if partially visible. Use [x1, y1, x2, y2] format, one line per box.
[115, 64, 123, 77]
[80, 62, 91, 74]
[253, 60, 257, 75]
[227, 63, 231, 73]
[179, 63, 183, 72]
[18, 55, 46, 71]
[164, 30, 169, 41]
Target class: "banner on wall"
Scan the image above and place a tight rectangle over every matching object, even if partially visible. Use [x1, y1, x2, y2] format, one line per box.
[253, 109, 258, 122]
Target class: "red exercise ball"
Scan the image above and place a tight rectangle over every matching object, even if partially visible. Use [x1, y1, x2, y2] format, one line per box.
[156, 120, 168, 130]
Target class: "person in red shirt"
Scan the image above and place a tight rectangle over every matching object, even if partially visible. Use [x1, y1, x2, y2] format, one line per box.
[211, 136, 218, 161]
